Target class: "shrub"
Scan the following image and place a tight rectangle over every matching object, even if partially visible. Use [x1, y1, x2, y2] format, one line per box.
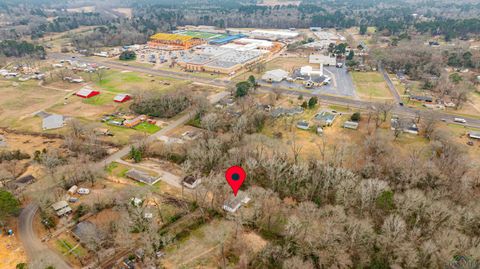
[119, 50, 136, 61]
[351, 112, 361, 122]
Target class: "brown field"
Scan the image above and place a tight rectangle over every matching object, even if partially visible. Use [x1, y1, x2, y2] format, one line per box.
[0, 226, 26, 269]
[0, 131, 63, 155]
[0, 80, 68, 129]
[162, 219, 235, 269]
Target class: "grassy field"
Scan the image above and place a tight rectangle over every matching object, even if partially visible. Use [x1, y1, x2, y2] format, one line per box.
[0, 79, 67, 129]
[91, 70, 181, 94]
[82, 92, 116, 106]
[106, 162, 130, 177]
[351, 72, 393, 100]
[133, 122, 161, 134]
[178, 30, 227, 40]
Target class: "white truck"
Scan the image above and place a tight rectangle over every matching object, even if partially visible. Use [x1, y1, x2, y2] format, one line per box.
[453, 118, 467, 124]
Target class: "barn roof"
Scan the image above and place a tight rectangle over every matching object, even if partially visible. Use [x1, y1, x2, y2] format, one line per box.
[76, 88, 97, 97]
[114, 93, 130, 102]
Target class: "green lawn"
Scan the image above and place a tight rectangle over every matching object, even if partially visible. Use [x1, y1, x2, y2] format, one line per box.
[82, 92, 116, 105]
[133, 122, 161, 134]
[56, 239, 87, 257]
[89, 70, 182, 94]
[179, 30, 227, 40]
[106, 162, 130, 177]
[351, 72, 393, 100]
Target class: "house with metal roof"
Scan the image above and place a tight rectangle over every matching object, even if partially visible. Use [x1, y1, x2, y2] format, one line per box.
[51, 201, 72, 217]
[223, 191, 251, 213]
[314, 111, 337, 126]
[126, 169, 161, 185]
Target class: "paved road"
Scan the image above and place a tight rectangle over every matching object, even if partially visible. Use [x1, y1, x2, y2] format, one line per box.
[379, 63, 402, 103]
[18, 204, 72, 269]
[49, 53, 231, 88]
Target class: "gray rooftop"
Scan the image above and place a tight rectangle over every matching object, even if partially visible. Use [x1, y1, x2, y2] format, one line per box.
[126, 169, 160, 185]
[42, 114, 64, 130]
[72, 221, 102, 243]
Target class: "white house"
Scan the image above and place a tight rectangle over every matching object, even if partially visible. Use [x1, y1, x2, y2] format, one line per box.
[51, 201, 72, 217]
[223, 191, 251, 213]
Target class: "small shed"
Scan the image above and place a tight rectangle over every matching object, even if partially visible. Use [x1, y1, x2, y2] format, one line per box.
[42, 114, 65, 130]
[114, 94, 132, 103]
[296, 120, 310, 130]
[343, 121, 359, 130]
[76, 88, 100, 98]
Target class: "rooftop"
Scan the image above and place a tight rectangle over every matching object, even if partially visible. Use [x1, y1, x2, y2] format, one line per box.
[150, 33, 197, 42]
[42, 114, 64, 130]
[125, 169, 160, 185]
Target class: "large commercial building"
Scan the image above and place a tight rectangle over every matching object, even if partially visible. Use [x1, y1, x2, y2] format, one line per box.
[148, 33, 204, 50]
[250, 29, 299, 40]
[177, 45, 267, 74]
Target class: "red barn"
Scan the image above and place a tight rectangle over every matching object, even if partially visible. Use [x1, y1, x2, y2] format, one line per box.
[113, 93, 132, 103]
[76, 88, 100, 98]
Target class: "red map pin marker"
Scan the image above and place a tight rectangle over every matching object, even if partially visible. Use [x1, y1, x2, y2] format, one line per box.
[225, 166, 246, 196]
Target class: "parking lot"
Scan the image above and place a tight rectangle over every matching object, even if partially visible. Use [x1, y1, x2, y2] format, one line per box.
[260, 65, 357, 98]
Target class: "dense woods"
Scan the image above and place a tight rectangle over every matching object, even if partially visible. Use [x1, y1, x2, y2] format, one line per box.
[0, 40, 46, 59]
[130, 91, 192, 118]
[152, 104, 480, 268]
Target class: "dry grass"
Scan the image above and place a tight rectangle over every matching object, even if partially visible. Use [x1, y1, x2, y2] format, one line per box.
[0, 79, 67, 129]
[0, 225, 26, 269]
[351, 72, 393, 100]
